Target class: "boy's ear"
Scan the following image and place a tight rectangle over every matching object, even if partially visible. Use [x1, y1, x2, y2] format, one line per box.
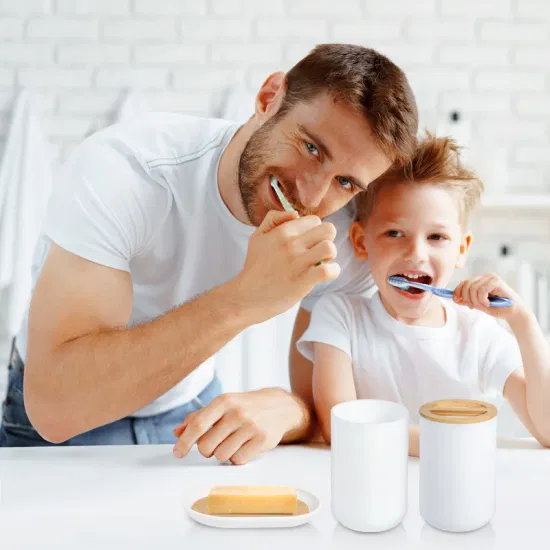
[455, 232, 472, 269]
[350, 221, 369, 260]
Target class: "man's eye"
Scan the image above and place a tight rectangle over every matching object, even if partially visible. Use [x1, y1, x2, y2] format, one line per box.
[387, 230, 403, 238]
[305, 142, 319, 156]
[337, 177, 353, 191]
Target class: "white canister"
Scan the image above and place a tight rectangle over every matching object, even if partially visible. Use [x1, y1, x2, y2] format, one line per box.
[331, 399, 409, 532]
[419, 399, 498, 533]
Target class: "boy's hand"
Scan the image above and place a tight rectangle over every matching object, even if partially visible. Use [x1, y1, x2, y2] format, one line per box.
[453, 273, 527, 321]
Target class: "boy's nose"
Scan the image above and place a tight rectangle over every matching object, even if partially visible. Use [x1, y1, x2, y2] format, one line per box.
[295, 173, 332, 209]
[404, 239, 428, 261]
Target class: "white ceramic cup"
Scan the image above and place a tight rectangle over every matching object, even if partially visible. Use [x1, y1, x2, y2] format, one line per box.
[331, 399, 409, 532]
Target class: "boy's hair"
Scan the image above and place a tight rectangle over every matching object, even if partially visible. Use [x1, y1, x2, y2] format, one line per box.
[281, 44, 418, 165]
[355, 133, 484, 227]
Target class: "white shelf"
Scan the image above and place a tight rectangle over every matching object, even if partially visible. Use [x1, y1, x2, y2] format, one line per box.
[481, 194, 550, 209]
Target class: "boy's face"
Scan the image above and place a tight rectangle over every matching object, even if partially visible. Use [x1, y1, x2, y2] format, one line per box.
[351, 182, 471, 322]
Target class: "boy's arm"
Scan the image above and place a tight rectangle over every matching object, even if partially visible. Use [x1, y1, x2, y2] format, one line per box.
[311, 342, 356, 443]
[312, 342, 420, 455]
[286, 307, 321, 443]
[454, 274, 550, 447]
[504, 311, 550, 447]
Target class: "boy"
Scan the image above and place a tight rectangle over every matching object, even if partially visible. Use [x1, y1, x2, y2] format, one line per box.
[296, 134, 550, 456]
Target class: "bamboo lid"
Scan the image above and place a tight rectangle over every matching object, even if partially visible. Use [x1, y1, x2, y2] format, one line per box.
[419, 399, 497, 424]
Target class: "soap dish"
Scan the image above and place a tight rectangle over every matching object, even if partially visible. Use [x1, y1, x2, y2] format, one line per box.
[185, 488, 320, 529]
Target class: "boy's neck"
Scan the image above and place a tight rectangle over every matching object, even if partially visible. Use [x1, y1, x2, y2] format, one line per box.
[378, 292, 447, 328]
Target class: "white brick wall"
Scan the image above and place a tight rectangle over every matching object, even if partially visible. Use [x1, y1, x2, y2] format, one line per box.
[0, 0, 546, 194]
[0, 2, 549, 374]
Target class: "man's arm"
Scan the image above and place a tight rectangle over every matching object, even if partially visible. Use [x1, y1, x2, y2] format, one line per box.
[25, 243, 252, 443]
[170, 306, 321, 465]
[25, 211, 339, 443]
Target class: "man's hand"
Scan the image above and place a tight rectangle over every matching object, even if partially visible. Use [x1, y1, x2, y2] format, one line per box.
[226, 210, 340, 325]
[172, 388, 307, 465]
[453, 272, 525, 321]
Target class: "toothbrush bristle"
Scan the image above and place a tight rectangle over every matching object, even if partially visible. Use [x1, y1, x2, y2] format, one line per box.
[388, 276, 410, 290]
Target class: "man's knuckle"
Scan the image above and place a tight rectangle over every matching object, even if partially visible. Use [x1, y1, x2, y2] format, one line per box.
[197, 439, 213, 457]
[189, 418, 206, 433]
[323, 222, 337, 240]
[214, 449, 228, 462]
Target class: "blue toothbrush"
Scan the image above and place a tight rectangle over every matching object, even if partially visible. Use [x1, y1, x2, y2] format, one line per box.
[387, 276, 513, 308]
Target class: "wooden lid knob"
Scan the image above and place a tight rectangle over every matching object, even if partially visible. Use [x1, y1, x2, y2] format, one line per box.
[419, 399, 497, 424]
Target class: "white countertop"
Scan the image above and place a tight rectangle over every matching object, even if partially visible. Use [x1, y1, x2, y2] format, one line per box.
[0, 440, 548, 549]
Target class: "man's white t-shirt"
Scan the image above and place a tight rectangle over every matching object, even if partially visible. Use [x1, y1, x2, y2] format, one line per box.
[297, 291, 522, 423]
[15, 113, 374, 417]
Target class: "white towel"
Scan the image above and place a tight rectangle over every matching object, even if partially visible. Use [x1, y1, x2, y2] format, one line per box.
[0, 90, 54, 337]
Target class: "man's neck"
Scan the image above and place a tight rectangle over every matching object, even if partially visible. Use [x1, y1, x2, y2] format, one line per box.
[217, 119, 257, 226]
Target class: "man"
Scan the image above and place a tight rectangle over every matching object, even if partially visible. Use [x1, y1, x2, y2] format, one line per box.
[0, 44, 418, 461]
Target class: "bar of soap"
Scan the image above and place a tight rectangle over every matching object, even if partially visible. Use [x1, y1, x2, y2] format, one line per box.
[207, 485, 297, 515]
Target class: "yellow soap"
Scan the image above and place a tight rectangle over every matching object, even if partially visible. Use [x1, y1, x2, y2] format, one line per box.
[207, 485, 297, 515]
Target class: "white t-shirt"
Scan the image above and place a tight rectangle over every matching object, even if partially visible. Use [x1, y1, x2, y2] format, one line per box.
[297, 291, 522, 423]
[15, 113, 374, 417]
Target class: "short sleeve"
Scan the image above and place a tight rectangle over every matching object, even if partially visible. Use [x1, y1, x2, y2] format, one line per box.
[44, 139, 170, 272]
[477, 316, 523, 397]
[300, 209, 376, 312]
[296, 292, 355, 363]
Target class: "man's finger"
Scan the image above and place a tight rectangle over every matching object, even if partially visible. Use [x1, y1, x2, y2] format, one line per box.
[173, 418, 189, 437]
[296, 221, 336, 250]
[230, 436, 265, 466]
[212, 426, 255, 463]
[196, 413, 243, 458]
[172, 400, 226, 458]
[254, 210, 298, 236]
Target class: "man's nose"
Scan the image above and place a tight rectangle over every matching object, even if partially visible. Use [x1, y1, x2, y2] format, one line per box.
[295, 173, 332, 209]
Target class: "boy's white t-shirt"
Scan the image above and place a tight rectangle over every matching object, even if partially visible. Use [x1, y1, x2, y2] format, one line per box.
[297, 291, 522, 423]
[15, 113, 374, 418]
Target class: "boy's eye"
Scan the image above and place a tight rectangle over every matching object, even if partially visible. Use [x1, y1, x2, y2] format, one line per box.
[305, 142, 319, 156]
[337, 177, 354, 192]
[429, 234, 447, 241]
[386, 229, 403, 238]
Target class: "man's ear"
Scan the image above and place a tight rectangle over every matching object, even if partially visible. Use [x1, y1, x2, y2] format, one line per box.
[350, 221, 369, 261]
[455, 232, 472, 269]
[254, 72, 286, 121]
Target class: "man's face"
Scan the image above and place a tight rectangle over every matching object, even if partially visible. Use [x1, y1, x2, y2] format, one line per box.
[238, 93, 391, 226]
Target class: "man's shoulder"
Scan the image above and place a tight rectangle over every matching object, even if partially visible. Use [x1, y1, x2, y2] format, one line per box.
[86, 113, 238, 172]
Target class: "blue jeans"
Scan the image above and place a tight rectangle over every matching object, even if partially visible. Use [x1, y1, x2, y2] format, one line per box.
[0, 343, 221, 447]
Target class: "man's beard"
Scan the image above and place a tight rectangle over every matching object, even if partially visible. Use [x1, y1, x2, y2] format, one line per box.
[238, 115, 314, 226]
[238, 116, 279, 227]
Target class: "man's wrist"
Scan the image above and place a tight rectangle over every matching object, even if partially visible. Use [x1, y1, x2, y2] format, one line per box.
[262, 387, 314, 443]
[214, 278, 259, 332]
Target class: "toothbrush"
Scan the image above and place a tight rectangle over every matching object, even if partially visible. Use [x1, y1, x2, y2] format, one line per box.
[270, 176, 324, 265]
[387, 276, 513, 308]
[270, 176, 296, 213]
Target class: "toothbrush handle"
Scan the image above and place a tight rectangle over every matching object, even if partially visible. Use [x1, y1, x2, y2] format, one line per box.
[433, 286, 513, 307]
[487, 296, 513, 307]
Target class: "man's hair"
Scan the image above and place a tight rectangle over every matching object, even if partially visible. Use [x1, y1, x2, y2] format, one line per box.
[281, 43, 418, 164]
[356, 133, 484, 226]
